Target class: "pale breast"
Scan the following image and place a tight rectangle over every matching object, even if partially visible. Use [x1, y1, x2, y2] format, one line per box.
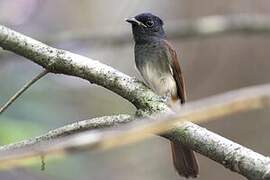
[135, 43, 178, 97]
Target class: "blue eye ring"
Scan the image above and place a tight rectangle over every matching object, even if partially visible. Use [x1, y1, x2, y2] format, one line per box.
[146, 20, 154, 27]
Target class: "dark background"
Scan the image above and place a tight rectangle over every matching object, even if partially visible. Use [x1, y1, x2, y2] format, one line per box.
[0, 0, 270, 179]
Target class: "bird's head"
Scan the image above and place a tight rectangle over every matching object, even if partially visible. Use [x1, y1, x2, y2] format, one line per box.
[126, 13, 165, 43]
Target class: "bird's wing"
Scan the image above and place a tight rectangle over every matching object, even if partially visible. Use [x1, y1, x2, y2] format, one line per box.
[163, 40, 186, 104]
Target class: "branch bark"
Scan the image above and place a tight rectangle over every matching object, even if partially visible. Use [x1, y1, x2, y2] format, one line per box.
[0, 25, 270, 179]
[167, 123, 270, 180]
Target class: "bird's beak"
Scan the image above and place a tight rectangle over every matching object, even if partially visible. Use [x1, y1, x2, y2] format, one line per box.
[125, 17, 147, 28]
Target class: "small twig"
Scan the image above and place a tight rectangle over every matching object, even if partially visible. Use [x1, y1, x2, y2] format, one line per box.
[0, 69, 48, 114]
[40, 155, 45, 171]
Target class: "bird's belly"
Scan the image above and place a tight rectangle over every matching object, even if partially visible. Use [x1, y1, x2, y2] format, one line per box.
[140, 63, 177, 97]
[135, 43, 177, 97]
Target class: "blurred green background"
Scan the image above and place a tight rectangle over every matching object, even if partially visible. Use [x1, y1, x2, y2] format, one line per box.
[0, 0, 270, 179]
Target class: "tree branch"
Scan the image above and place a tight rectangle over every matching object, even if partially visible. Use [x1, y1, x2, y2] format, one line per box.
[0, 25, 168, 113]
[0, 83, 269, 179]
[167, 123, 270, 180]
[0, 25, 270, 179]
[0, 69, 49, 114]
[0, 114, 133, 151]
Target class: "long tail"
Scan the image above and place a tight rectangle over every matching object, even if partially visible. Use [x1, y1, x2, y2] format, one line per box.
[171, 141, 199, 178]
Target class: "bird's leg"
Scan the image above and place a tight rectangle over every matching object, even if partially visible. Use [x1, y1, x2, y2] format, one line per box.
[161, 91, 171, 104]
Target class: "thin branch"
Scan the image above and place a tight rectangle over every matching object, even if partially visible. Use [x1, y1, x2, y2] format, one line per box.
[0, 69, 48, 114]
[0, 114, 133, 151]
[0, 84, 270, 179]
[1, 25, 270, 179]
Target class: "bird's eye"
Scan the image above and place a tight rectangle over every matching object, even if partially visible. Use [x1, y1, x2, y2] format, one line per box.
[145, 20, 154, 27]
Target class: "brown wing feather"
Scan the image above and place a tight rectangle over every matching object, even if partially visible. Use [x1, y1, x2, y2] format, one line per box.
[163, 40, 186, 104]
[163, 40, 199, 178]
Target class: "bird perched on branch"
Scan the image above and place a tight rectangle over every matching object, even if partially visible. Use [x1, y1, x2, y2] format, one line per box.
[126, 13, 199, 178]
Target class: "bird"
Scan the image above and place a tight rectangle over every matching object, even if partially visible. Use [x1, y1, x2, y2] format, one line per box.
[126, 13, 199, 178]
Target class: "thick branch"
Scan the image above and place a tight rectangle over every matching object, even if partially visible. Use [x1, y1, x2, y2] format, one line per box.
[0, 25, 168, 113]
[1, 25, 270, 179]
[167, 123, 270, 180]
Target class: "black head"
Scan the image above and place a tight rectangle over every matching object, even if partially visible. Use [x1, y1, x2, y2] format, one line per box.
[126, 13, 165, 43]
